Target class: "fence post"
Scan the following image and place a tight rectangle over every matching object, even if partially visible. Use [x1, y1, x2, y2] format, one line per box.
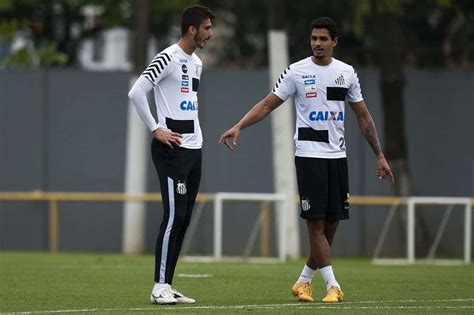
[49, 198, 59, 253]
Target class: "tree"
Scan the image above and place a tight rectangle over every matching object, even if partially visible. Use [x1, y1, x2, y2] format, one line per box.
[370, 0, 410, 196]
[370, 0, 434, 254]
[132, 0, 151, 74]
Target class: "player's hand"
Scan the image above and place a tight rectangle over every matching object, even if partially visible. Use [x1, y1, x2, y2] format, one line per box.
[218, 126, 240, 150]
[376, 155, 394, 184]
[153, 128, 182, 149]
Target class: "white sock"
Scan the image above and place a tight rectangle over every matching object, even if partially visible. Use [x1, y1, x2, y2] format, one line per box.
[153, 282, 169, 292]
[319, 265, 340, 290]
[296, 264, 316, 284]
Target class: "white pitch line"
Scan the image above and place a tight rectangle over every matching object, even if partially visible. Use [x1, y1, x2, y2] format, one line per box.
[1, 298, 473, 315]
[177, 274, 213, 278]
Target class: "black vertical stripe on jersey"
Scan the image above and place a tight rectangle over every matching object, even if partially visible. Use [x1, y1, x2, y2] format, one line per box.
[327, 87, 348, 101]
[166, 117, 194, 134]
[192, 78, 199, 92]
[298, 128, 329, 143]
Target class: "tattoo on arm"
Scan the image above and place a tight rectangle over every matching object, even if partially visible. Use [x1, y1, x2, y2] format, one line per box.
[363, 121, 382, 156]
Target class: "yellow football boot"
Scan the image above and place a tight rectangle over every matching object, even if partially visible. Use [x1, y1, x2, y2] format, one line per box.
[291, 282, 314, 302]
[322, 286, 344, 303]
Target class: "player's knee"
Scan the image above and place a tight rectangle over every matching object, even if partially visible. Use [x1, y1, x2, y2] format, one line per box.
[325, 219, 339, 230]
[172, 210, 187, 228]
[307, 218, 325, 234]
[183, 214, 192, 226]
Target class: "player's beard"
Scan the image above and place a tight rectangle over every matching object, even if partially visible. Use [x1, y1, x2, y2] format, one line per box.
[194, 33, 205, 49]
[313, 49, 325, 59]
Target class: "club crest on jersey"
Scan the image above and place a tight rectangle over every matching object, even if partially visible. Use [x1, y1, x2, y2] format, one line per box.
[309, 111, 344, 121]
[176, 181, 187, 195]
[335, 75, 345, 85]
[301, 198, 311, 211]
[180, 100, 198, 110]
[182, 64, 188, 73]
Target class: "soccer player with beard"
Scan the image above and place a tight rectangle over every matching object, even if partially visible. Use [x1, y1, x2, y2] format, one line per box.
[219, 17, 393, 303]
[128, 5, 214, 305]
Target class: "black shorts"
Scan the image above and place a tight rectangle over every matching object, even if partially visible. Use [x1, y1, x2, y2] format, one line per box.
[295, 156, 350, 220]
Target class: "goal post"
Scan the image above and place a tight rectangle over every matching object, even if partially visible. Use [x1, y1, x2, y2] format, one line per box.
[213, 192, 289, 262]
[373, 196, 472, 265]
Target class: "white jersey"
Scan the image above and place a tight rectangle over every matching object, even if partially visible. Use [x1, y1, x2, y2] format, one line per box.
[140, 44, 203, 149]
[272, 57, 363, 158]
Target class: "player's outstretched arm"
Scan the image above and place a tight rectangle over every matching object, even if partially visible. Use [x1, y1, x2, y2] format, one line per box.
[218, 93, 283, 150]
[349, 100, 394, 184]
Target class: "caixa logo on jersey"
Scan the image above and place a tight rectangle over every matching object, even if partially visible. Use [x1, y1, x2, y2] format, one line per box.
[180, 100, 198, 110]
[309, 111, 344, 121]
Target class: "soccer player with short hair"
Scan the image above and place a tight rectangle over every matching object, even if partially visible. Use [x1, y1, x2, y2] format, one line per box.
[128, 5, 214, 305]
[219, 17, 393, 303]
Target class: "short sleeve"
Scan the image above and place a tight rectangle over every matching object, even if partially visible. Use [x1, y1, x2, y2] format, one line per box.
[272, 66, 295, 102]
[346, 67, 363, 103]
[141, 52, 173, 86]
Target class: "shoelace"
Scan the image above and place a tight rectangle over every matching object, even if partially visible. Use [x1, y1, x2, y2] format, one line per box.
[299, 283, 312, 296]
[155, 287, 174, 299]
[327, 287, 341, 297]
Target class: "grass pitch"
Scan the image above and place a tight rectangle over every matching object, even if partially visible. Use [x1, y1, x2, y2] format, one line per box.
[0, 252, 472, 314]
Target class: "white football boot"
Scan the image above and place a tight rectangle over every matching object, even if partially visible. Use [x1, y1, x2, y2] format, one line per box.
[150, 284, 177, 305]
[171, 287, 196, 304]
